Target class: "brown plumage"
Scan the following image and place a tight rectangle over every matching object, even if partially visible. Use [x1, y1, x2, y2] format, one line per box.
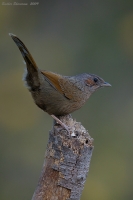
[9, 33, 111, 131]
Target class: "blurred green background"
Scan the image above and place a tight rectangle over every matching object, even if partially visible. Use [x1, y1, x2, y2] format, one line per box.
[1, 1, 133, 199]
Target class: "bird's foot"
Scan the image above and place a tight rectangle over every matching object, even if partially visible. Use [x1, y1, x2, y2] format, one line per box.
[51, 114, 71, 135]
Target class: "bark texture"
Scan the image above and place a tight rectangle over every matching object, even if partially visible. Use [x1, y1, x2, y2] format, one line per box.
[32, 115, 94, 200]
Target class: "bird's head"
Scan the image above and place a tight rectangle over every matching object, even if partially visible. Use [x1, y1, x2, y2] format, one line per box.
[84, 73, 111, 93]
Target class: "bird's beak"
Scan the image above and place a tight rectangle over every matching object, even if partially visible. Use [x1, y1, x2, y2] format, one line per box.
[101, 82, 111, 87]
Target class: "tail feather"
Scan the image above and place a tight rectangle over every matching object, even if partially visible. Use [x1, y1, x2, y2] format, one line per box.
[9, 33, 41, 90]
[9, 33, 38, 71]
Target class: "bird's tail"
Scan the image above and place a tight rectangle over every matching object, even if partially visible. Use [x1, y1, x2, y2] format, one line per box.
[9, 33, 38, 70]
[9, 33, 41, 90]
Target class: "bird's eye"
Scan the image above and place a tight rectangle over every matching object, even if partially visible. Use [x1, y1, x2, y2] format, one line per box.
[93, 77, 98, 83]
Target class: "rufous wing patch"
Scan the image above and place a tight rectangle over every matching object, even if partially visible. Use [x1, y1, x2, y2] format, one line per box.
[41, 71, 64, 94]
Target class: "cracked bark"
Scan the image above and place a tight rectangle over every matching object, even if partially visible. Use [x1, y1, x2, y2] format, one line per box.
[32, 115, 94, 200]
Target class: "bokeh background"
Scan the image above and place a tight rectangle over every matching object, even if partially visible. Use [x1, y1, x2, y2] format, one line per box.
[1, 1, 133, 199]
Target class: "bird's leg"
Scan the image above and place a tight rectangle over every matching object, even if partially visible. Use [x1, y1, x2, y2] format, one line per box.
[50, 114, 70, 134]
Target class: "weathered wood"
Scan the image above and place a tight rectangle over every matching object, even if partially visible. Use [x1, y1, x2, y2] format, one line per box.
[32, 115, 94, 200]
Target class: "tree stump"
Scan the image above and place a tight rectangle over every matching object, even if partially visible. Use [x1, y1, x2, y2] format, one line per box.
[32, 115, 94, 200]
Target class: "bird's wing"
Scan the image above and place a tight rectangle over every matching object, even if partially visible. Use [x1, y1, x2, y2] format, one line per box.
[41, 71, 67, 95]
[41, 71, 82, 101]
[59, 77, 85, 102]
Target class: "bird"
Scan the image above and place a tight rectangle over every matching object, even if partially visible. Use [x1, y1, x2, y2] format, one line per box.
[9, 33, 111, 132]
